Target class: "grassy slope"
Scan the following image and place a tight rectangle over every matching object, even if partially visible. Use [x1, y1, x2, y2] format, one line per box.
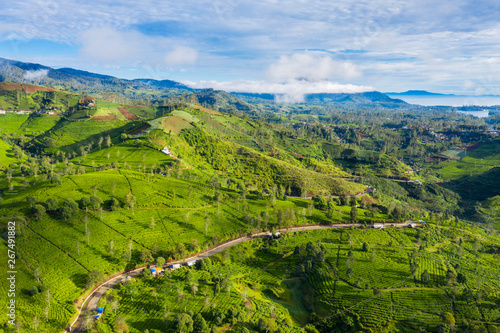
[444, 167, 500, 201]
[37, 119, 145, 155]
[16, 114, 60, 135]
[0, 168, 380, 331]
[97, 224, 500, 332]
[0, 114, 29, 133]
[76, 143, 174, 169]
[437, 138, 500, 180]
[0, 103, 465, 332]
[0, 139, 20, 169]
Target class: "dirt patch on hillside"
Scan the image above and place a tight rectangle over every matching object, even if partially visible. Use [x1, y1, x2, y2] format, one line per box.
[466, 142, 482, 152]
[91, 113, 118, 121]
[192, 104, 221, 115]
[0, 83, 58, 94]
[129, 124, 151, 135]
[0, 83, 23, 91]
[244, 300, 252, 309]
[361, 196, 379, 204]
[117, 107, 138, 120]
[22, 84, 57, 94]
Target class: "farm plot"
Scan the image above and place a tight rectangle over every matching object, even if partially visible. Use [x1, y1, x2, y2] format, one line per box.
[0, 139, 21, 168]
[0, 113, 29, 133]
[113, 268, 257, 332]
[161, 114, 195, 134]
[90, 107, 125, 121]
[15, 114, 59, 135]
[41, 119, 130, 149]
[80, 144, 173, 170]
[18, 227, 89, 303]
[117, 107, 138, 120]
[0, 240, 73, 332]
[437, 138, 500, 180]
[122, 105, 156, 119]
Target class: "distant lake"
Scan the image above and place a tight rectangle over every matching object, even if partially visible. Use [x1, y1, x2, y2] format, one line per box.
[386, 95, 500, 107]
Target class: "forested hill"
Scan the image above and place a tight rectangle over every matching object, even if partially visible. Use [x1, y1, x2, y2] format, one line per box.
[232, 91, 408, 108]
[0, 57, 191, 96]
[304, 91, 407, 107]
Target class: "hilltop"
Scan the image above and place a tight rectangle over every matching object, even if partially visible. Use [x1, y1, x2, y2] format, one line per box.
[0, 57, 191, 100]
[233, 91, 408, 108]
[386, 90, 453, 96]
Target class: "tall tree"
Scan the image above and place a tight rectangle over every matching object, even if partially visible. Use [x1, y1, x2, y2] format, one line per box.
[350, 205, 358, 224]
[105, 135, 112, 148]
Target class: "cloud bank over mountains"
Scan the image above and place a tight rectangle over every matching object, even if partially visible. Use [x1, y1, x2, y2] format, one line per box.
[185, 52, 373, 102]
[2, 0, 500, 94]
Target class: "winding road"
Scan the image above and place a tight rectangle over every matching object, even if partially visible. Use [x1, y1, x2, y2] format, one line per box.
[68, 222, 418, 332]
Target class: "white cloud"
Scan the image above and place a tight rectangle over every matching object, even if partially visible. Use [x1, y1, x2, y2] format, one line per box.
[23, 69, 48, 80]
[79, 27, 144, 63]
[184, 51, 371, 103]
[78, 26, 199, 68]
[4, 0, 500, 92]
[164, 46, 198, 66]
[267, 53, 361, 82]
[184, 79, 374, 103]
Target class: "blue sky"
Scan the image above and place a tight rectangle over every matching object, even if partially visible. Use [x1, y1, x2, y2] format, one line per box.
[2, 0, 500, 98]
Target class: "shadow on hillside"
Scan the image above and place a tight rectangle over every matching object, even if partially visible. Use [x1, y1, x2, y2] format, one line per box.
[130, 318, 165, 332]
[70, 273, 88, 288]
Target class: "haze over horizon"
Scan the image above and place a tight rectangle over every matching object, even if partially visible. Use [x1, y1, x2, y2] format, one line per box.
[2, 0, 500, 99]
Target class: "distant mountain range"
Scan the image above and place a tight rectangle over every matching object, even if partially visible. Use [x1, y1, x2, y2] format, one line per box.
[0, 57, 410, 109]
[232, 91, 408, 108]
[386, 90, 454, 96]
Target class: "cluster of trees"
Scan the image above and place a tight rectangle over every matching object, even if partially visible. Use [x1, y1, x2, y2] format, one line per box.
[312, 194, 361, 223]
[27, 195, 107, 221]
[295, 242, 327, 276]
[172, 306, 248, 333]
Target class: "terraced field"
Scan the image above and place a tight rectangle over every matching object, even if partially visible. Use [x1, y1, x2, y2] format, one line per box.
[437, 138, 500, 180]
[86, 225, 500, 332]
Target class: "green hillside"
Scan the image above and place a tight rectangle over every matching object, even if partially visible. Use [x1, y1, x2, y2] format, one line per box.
[98, 225, 500, 333]
[0, 82, 499, 333]
[437, 139, 500, 180]
[445, 167, 500, 201]
[0, 139, 21, 168]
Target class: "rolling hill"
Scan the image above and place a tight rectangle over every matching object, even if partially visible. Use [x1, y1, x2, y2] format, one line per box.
[0, 57, 191, 98]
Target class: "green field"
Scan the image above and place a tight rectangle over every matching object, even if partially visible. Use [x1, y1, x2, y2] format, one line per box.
[94, 100, 157, 119]
[441, 147, 467, 159]
[0, 114, 29, 133]
[90, 225, 500, 332]
[76, 143, 174, 170]
[437, 139, 500, 180]
[91, 107, 128, 120]
[0, 167, 386, 332]
[0, 139, 21, 169]
[17, 114, 60, 135]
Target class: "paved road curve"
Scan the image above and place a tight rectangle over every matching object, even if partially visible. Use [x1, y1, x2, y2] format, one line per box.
[69, 222, 418, 332]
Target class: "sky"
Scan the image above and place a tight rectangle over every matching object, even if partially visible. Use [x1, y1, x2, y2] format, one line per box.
[2, 0, 500, 100]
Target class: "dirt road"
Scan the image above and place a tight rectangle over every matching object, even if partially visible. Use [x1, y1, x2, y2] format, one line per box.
[68, 221, 417, 332]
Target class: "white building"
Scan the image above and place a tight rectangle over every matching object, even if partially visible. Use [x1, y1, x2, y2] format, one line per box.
[161, 147, 173, 157]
